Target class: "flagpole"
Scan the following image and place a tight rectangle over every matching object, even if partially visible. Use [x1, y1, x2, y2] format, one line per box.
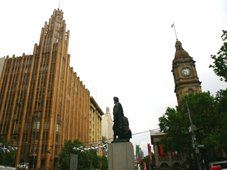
[58, 0, 61, 9]
[171, 22, 178, 40]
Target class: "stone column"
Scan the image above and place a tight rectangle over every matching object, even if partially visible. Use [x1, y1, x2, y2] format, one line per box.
[108, 142, 134, 170]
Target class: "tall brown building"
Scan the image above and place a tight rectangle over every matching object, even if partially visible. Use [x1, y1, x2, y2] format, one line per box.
[0, 9, 103, 170]
[172, 39, 201, 104]
[89, 97, 104, 156]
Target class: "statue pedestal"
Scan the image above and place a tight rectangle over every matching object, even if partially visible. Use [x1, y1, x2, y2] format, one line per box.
[108, 142, 134, 170]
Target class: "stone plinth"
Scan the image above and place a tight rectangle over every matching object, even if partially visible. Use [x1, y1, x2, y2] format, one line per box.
[108, 142, 134, 170]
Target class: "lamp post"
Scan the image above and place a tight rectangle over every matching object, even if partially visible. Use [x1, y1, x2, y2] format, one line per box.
[186, 102, 202, 170]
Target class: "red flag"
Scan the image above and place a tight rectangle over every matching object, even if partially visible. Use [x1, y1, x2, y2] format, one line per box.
[138, 154, 142, 164]
[158, 144, 167, 156]
[143, 162, 147, 170]
[171, 151, 177, 156]
[211, 165, 221, 170]
[147, 144, 152, 164]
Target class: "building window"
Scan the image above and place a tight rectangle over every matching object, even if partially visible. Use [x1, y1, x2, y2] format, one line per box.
[56, 124, 60, 133]
[44, 122, 49, 129]
[33, 121, 40, 129]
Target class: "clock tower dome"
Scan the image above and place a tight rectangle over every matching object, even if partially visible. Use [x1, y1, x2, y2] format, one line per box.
[172, 40, 201, 104]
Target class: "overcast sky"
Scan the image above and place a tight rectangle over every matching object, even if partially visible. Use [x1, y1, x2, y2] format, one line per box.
[0, 0, 226, 154]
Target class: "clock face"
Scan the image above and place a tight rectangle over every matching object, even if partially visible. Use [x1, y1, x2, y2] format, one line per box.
[181, 68, 190, 76]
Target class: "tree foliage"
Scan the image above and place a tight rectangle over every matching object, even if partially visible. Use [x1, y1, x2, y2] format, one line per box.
[159, 91, 227, 162]
[59, 140, 107, 170]
[159, 107, 191, 153]
[214, 89, 227, 151]
[210, 30, 227, 82]
[0, 137, 16, 167]
[159, 30, 227, 164]
[139, 154, 156, 170]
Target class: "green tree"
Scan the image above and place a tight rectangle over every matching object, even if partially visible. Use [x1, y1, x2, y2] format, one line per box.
[98, 155, 108, 170]
[210, 30, 227, 82]
[159, 29, 227, 166]
[159, 107, 191, 154]
[59, 140, 108, 170]
[139, 154, 156, 170]
[0, 136, 16, 167]
[209, 29, 227, 154]
[214, 89, 227, 152]
[159, 92, 227, 162]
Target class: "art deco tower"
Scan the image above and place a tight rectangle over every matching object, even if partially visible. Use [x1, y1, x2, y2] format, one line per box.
[172, 40, 202, 104]
[0, 9, 92, 169]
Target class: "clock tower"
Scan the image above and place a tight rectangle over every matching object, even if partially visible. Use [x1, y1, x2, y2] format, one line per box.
[172, 40, 201, 104]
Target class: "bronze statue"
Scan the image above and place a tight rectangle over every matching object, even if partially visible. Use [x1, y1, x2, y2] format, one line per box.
[112, 97, 132, 142]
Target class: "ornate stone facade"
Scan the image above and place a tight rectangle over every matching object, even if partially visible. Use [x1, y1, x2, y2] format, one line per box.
[172, 40, 201, 104]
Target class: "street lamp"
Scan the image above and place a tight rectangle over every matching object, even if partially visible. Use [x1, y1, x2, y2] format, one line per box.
[186, 102, 202, 170]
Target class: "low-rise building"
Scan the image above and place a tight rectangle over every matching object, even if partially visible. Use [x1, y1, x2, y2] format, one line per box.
[150, 129, 186, 170]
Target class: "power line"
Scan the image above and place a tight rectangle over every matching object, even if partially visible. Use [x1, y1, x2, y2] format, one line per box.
[132, 130, 150, 136]
[0, 129, 153, 153]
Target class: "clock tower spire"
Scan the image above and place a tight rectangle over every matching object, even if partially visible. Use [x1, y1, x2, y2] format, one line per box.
[172, 40, 202, 105]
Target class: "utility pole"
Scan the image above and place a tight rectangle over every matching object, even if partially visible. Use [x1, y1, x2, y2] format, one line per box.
[186, 102, 202, 170]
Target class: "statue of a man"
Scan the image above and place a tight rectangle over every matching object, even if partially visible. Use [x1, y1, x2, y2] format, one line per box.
[112, 97, 132, 142]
